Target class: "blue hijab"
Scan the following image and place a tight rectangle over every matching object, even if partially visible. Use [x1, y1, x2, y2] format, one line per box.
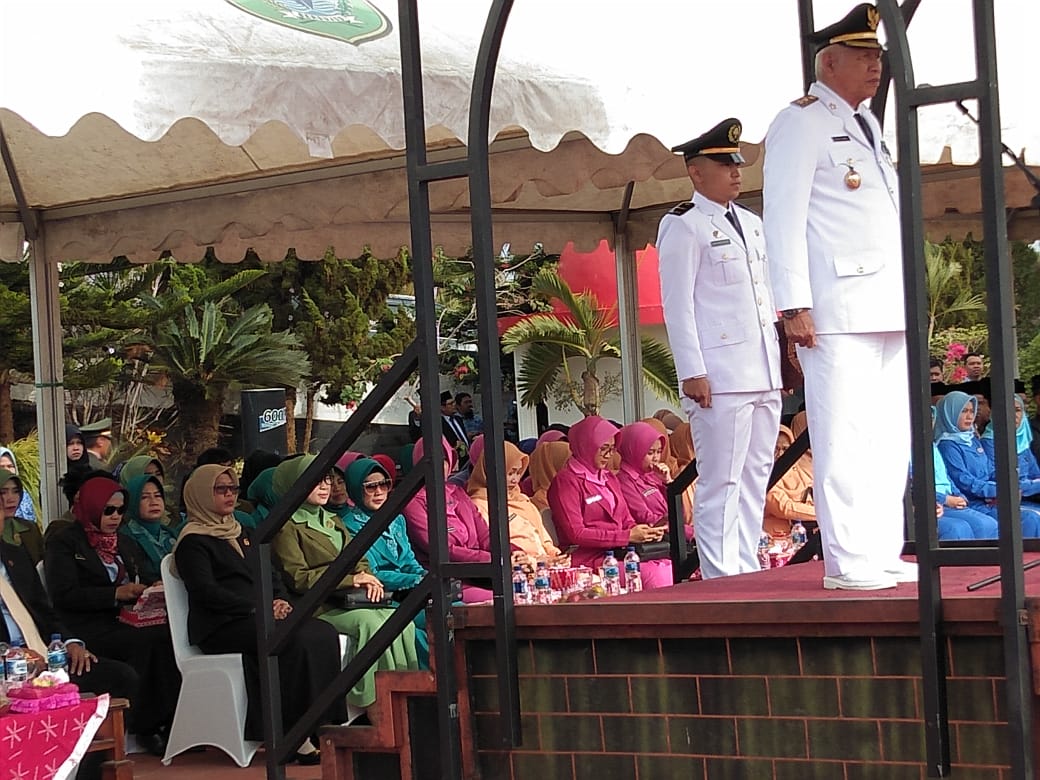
[981, 394, 1033, 454]
[934, 391, 978, 446]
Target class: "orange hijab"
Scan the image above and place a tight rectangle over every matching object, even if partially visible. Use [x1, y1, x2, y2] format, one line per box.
[528, 441, 572, 511]
[641, 417, 680, 478]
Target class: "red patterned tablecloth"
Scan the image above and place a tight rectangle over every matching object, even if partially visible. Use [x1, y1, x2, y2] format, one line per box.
[0, 693, 109, 780]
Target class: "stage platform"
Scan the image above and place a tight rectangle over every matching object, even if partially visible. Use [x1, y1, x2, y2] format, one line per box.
[452, 558, 1040, 779]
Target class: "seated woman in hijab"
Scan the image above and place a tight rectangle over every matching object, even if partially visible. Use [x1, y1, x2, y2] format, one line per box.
[45, 473, 179, 756]
[174, 464, 345, 763]
[0, 470, 43, 564]
[339, 457, 429, 667]
[617, 422, 682, 535]
[935, 391, 1040, 536]
[66, 423, 91, 474]
[237, 449, 283, 515]
[403, 436, 493, 603]
[529, 440, 572, 513]
[980, 393, 1040, 503]
[271, 455, 419, 715]
[763, 425, 816, 540]
[929, 408, 999, 540]
[119, 473, 178, 584]
[467, 441, 566, 565]
[0, 447, 43, 562]
[547, 415, 672, 589]
[116, 455, 165, 486]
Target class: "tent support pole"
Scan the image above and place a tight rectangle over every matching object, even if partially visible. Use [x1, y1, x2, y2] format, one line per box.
[614, 181, 643, 422]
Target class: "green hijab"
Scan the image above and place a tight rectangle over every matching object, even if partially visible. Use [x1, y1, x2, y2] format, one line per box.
[118, 455, 164, 487]
[345, 458, 391, 514]
[247, 466, 280, 522]
[272, 455, 341, 547]
[121, 474, 177, 566]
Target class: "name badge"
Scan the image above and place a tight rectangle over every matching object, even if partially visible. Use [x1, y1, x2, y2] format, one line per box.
[831, 135, 850, 142]
[710, 238, 731, 247]
[585, 495, 603, 505]
[643, 488, 658, 497]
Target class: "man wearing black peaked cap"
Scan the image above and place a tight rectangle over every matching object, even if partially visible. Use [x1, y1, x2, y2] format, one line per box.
[763, 4, 909, 591]
[657, 118, 782, 579]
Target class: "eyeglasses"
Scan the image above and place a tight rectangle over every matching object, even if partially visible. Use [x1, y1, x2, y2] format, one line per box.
[102, 505, 127, 516]
[213, 485, 241, 496]
[319, 475, 334, 485]
[597, 444, 616, 455]
[362, 479, 392, 493]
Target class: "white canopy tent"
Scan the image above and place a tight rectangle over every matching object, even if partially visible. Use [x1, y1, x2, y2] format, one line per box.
[1, 0, 1038, 519]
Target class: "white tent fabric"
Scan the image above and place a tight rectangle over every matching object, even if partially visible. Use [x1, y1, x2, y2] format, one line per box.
[2, 0, 1037, 265]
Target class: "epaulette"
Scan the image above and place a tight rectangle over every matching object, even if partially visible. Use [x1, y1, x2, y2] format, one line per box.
[668, 201, 696, 216]
[791, 95, 818, 108]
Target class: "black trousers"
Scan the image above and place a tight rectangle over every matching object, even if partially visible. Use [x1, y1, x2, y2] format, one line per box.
[198, 615, 346, 745]
[82, 621, 180, 735]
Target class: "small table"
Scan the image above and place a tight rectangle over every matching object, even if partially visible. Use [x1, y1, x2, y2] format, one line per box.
[0, 692, 112, 779]
[84, 696, 132, 780]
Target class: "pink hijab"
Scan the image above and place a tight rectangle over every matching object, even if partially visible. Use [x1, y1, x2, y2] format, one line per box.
[566, 415, 621, 478]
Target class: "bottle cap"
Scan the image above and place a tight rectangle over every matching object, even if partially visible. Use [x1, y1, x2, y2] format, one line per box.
[51, 634, 61, 641]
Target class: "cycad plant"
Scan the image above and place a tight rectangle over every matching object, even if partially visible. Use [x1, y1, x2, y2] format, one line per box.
[146, 282, 310, 464]
[501, 270, 677, 417]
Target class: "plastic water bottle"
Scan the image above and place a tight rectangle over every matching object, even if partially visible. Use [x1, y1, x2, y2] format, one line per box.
[790, 521, 807, 549]
[757, 533, 772, 570]
[512, 565, 530, 605]
[0, 641, 9, 683]
[4, 644, 28, 687]
[47, 634, 68, 673]
[623, 546, 643, 593]
[601, 550, 621, 596]
[533, 562, 552, 604]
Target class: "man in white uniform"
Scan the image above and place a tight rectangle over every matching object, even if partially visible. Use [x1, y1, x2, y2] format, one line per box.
[657, 119, 782, 579]
[763, 3, 913, 590]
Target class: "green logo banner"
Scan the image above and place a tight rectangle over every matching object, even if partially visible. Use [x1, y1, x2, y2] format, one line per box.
[225, 0, 392, 45]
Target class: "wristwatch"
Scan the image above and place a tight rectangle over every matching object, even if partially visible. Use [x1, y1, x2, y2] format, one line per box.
[780, 308, 809, 320]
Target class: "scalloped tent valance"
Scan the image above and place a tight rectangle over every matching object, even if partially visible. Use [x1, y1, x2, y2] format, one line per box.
[2, 0, 1037, 264]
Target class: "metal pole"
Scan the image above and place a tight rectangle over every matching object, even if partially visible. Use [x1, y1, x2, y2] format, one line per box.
[614, 181, 643, 422]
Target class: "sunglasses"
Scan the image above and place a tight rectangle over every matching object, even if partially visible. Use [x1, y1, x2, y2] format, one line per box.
[213, 485, 241, 496]
[362, 479, 392, 492]
[102, 504, 127, 516]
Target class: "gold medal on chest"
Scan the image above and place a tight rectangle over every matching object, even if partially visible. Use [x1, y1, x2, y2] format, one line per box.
[842, 159, 862, 190]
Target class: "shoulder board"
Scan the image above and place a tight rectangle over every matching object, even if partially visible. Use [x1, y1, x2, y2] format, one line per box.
[669, 201, 696, 216]
[791, 95, 818, 108]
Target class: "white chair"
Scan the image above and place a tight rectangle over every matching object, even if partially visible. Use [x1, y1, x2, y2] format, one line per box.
[160, 554, 261, 767]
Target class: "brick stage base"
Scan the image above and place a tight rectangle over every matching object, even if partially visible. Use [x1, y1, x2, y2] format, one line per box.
[453, 558, 1040, 780]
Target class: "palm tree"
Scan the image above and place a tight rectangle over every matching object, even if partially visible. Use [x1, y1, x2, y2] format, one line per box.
[926, 240, 985, 343]
[147, 294, 310, 464]
[501, 270, 677, 417]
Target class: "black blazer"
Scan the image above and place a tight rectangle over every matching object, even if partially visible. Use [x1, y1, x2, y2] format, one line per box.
[0, 540, 70, 643]
[173, 529, 287, 647]
[44, 523, 150, 640]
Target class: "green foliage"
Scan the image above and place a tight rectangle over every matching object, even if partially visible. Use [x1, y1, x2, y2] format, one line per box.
[925, 240, 985, 342]
[502, 269, 678, 416]
[7, 431, 41, 520]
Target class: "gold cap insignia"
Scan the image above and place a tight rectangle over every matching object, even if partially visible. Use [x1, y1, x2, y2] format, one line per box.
[727, 123, 741, 143]
[867, 7, 880, 31]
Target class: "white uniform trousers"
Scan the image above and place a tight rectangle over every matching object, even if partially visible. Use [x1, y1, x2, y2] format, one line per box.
[797, 332, 910, 577]
[684, 389, 782, 579]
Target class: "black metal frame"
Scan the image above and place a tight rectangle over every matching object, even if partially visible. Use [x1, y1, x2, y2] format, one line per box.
[877, 0, 1033, 775]
[250, 1, 1032, 777]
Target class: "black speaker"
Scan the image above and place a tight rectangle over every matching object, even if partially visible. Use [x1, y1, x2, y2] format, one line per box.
[240, 388, 289, 455]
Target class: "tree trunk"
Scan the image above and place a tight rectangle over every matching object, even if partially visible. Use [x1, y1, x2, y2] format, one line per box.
[302, 386, 317, 454]
[0, 370, 14, 443]
[284, 386, 298, 454]
[172, 380, 224, 467]
[581, 370, 600, 417]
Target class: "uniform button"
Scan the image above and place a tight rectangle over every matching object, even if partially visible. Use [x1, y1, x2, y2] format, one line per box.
[757, 297, 763, 305]
[761, 320, 768, 327]
[857, 266, 864, 273]
[721, 333, 728, 340]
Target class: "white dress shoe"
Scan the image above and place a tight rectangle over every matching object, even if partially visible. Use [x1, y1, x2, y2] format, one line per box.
[822, 571, 898, 591]
[883, 560, 918, 583]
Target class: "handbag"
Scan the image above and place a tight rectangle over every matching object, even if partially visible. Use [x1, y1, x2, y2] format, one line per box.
[330, 586, 395, 610]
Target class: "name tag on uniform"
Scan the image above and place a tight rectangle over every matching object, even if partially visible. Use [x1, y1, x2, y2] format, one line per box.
[710, 238, 731, 247]
[585, 495, 603, 504]
[642, 488, 658, 497]
[831, 135, 850, 142]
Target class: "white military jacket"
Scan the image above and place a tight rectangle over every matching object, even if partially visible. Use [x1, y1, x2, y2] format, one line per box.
[656, 190, 782, 393]
[762, 80, 904, 335]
